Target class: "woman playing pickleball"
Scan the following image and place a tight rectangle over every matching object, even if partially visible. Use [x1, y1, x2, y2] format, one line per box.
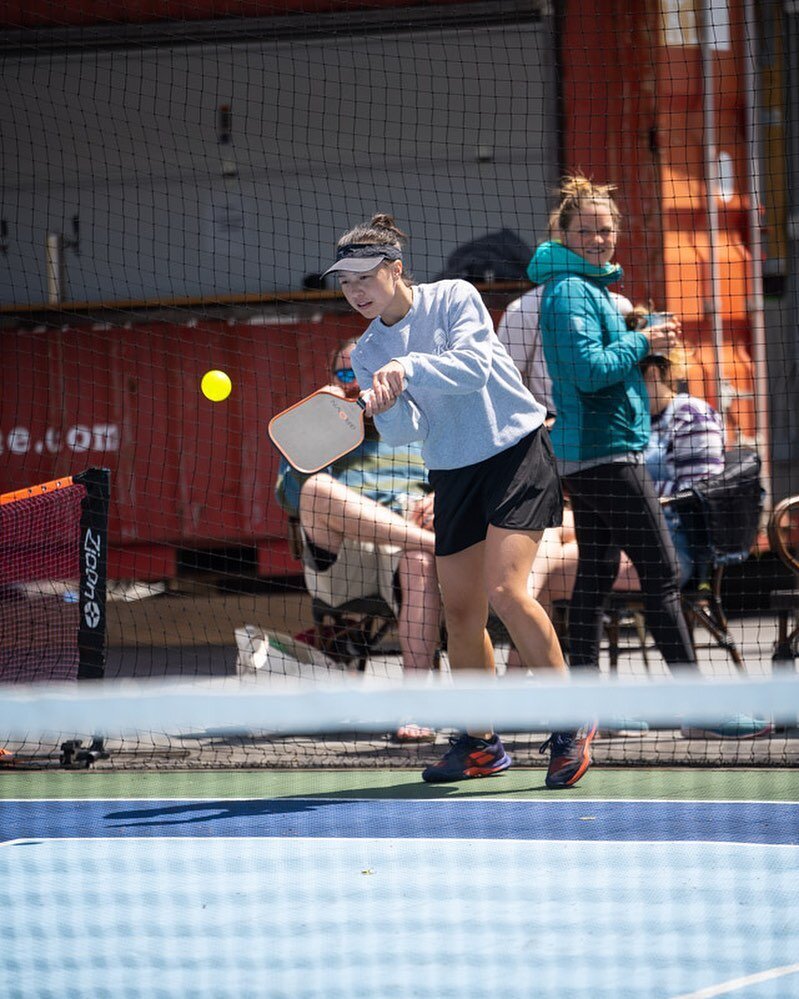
[322, 213, 596, 788]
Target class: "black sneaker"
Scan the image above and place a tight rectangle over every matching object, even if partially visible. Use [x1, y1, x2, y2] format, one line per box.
[539, 722, 597, 789]
[421, 733, 512, 783]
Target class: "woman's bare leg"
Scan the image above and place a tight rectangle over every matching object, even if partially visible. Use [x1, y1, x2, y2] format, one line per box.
[299, 474, 435, 553]
[484, 526, 567, 675]
[435, 541, 497, 739]
[396, 550, 442, 672]
[506, 533, 583, 671]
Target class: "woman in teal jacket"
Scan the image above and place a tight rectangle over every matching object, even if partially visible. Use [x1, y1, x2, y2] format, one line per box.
[528, 175, 697, 673]
[532, 238, 650, 464]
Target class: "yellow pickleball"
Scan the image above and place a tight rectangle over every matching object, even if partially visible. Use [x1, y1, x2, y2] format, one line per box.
[201, 369, 232, 402]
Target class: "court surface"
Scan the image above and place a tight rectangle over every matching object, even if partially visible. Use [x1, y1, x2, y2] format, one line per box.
[2, 769, 799, 999]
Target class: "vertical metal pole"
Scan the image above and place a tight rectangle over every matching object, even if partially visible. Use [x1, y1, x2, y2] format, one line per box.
[785, 1, 799, 499]
[700, 0, 727, 419]
[46, 231, 64, 305]
[742, 0, 773, 509]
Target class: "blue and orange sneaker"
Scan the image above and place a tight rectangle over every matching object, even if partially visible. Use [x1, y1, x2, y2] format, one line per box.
[421, 733, 512, 783]
[539, 722, 597, 789]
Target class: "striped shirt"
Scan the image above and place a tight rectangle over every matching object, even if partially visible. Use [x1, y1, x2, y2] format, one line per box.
[645, 393, 725, 498]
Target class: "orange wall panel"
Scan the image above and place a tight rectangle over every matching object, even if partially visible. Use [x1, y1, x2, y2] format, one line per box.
[663, 232, 705, 321]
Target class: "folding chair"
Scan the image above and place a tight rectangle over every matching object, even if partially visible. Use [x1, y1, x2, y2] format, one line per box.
[287, 516, 398, 672]
[602, 447, 764, 672]
[767, 494, 799, 671]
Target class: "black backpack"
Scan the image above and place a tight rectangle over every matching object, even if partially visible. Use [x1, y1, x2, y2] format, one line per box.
[669, 446, 764, 566]
[434, 228, 532, 283]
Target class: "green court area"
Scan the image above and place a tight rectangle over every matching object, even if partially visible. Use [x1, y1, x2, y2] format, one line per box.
[2, 767, 798, 800]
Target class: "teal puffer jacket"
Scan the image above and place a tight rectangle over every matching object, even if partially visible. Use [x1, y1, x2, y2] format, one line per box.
[527, 241, 651, 465]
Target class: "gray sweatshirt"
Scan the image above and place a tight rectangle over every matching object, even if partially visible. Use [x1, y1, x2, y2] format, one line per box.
[352, 279, 546, 471]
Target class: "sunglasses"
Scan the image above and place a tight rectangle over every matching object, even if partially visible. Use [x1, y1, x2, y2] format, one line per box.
[334, 368, 357, 384]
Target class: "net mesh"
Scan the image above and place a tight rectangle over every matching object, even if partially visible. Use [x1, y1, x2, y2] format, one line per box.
[0, 485, 86, 683]
[0, 4, 798, 771]
[3, 8, 799, 995]
[2, 672, 799, 771]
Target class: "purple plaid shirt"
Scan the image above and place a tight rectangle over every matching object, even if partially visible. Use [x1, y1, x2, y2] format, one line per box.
[645, 393, 725, 497]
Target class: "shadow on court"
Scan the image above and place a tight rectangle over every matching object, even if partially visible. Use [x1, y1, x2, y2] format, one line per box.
[94, 795, 799, 845]
[104, 798, 344, 828]
[102, 776, 552, 831]
[103, 780, 546, 828]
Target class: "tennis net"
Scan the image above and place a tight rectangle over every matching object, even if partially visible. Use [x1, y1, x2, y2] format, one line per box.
[3, 673, 799, 999]
[0, 469, 110, 684]
[1, 670, 798, 771]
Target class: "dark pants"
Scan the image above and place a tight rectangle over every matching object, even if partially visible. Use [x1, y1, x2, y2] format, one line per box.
[563, 461, 697, 672]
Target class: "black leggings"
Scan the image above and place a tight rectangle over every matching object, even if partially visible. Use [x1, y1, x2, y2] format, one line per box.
[563, 461, 697, 672]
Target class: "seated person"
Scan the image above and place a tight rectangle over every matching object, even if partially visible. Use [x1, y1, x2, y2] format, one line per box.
[275, 340, 442, 717]
[636, 347, 725, 588]
[633, 348, 770, 738]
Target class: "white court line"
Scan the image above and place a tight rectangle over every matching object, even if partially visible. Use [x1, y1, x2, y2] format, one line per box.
[670, 962, 799, 998]
[1, 836, 797, 851]
[3, 797, 799, 805]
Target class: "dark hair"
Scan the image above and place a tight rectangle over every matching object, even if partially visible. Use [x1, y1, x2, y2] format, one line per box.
[336, 214, 413, 284]
[625, 305, 650, 331]
[337, 213, 406, 250]
[639, 354, 671, 379]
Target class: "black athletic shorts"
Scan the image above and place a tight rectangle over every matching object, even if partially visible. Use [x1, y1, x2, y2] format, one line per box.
[429, 426, 563, 557]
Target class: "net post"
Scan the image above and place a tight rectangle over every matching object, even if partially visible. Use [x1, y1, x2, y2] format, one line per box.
[73, 467, 110, 680]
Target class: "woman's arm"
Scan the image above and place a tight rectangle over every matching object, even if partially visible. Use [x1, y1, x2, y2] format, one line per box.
[352, 354, 429, 444]
[370, 391, 430, 444]
[394, 281, 494, 394]
[542, 278, 650, 392]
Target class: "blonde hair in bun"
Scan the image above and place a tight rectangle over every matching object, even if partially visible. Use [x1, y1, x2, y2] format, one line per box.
[549, 172, 622, 236]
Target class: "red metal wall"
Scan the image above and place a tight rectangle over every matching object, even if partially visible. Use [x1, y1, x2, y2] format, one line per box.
[0, 315, 368, 577]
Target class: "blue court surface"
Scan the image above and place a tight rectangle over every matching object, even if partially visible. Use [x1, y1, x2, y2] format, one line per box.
[2, 776, 799, 998]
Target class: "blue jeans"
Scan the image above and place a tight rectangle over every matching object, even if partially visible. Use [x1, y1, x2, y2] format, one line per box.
[665, 508, 694, 589]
